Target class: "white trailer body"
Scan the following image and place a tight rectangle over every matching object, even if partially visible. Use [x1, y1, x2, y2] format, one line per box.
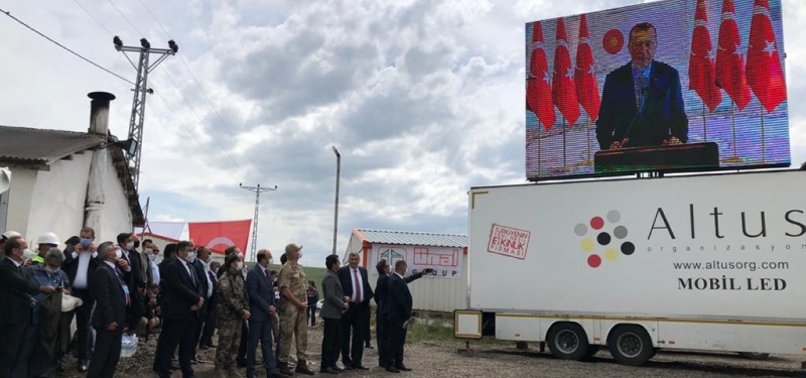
[457, 170, 806, 364]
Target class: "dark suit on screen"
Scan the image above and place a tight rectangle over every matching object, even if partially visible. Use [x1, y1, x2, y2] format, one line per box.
[88, 262, 127, 378]
[338, 265, 374, 367]
[387, 273, 412, 369]
[63, 251, 99, 364]
[596, 60, 688, 150]
[246, 266, 280, 377]
[375, 271, 427, 367]
[0, 257, 40, 377]
[155, 258, 203, 378]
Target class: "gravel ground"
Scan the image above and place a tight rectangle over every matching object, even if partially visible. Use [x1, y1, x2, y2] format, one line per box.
[55, 323, 806, 377]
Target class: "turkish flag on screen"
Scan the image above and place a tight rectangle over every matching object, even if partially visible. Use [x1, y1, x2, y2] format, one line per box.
[189, 219, 251, 254]
[552, 18, 580, 126]
[526, 21, 556, 130]
[715, 0, 751, 110]
[574, 14, 601, 121]
[746, 0, 787, 113]
[688, 0, 722, 112]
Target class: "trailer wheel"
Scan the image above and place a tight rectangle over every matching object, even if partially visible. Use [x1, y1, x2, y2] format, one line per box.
[607, 325, 654, 366]
[547, 323, 589, 361]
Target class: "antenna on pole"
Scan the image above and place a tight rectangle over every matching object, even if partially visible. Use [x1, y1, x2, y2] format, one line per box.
[240, 183, 277, 262]
[114, 36, 178, 192]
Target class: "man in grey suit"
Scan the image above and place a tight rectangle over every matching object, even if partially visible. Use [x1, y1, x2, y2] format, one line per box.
[246, 249, 289, 378]
[320, 255, 348, 375]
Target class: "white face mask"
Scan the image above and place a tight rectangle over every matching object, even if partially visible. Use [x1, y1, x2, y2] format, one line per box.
[144, 248, 153, 254]
[126, 242, 134, 250]
[236, 261, 244, 271]
[114, 248, 123, 260]
[186, 251, 197, 263]
[148, 254, 157, 262]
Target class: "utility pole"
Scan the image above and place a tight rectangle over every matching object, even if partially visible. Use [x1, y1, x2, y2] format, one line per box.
[332, 146, 341, 255]
[240, 183, 277, 262]
[114, 36, 178, 192]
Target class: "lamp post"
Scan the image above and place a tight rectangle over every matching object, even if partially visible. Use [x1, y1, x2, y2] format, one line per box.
[332, 146, 341, 256]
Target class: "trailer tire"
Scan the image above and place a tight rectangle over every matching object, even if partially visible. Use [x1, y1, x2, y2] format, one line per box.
[547, 323, 589, 361]
[607, 325, 654, 366]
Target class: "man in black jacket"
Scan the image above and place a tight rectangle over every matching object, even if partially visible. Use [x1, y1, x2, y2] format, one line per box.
[88, 242, 128, 378]
[154, 241, 205, 378]
[0, 236, 56, 377]
[62, 227, 99, 372]
[337, 252, 374, 370]
[117, 232, 145, 335]
[386, 260, 413, 373]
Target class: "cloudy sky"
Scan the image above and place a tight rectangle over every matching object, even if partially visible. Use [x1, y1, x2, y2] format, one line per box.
[1, 0, 804, 265]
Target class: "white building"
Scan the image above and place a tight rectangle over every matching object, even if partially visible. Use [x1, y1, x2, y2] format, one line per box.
[0, 92, 144, 246]
[344, 229, 468, 313]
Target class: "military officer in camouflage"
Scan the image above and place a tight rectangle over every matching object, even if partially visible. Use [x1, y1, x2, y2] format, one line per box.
[277, 243, 315, 375]
[215, 253, 251, 378]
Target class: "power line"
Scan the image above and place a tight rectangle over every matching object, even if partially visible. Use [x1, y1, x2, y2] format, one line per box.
[106, 0, 145, 37]
[71, 0, 114, 36]
[0, 8, 134, 85]
[135, 0, 171, 38]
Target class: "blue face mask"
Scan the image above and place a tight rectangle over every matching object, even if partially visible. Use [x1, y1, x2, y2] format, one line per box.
[80, 238, 92, 247]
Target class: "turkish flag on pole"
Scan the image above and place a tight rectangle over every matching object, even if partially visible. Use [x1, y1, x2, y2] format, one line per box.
[715, 0, 751, 110]
[188, 219, 252, 254]
[552, 18, 580, 126]
[746, 0, 787, 113]
[575, 14, 601, 121]
[688, 0, 722, 112]
[526, 21, 556, 130]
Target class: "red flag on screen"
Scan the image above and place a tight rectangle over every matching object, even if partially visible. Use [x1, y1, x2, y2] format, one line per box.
[746, 0, 787, 113]
[526, 21, 556, 130]
[188, 219, 251, 254]
[552, 18, 580, 126]
[688, 0, 722, 112]
[574, 14, 601, 121]
[715, 0, 751, 110]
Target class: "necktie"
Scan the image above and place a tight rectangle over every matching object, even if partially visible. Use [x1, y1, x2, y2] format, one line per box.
[187, 263, 197, 286]
[353, 268, 362, 303]
[115, 266, 131, 306]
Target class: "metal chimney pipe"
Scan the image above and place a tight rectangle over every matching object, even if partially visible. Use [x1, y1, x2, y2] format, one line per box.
[87, 92, 116, 136]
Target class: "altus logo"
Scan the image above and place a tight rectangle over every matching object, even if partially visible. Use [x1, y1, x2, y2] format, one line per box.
[574, 210, 636, 268]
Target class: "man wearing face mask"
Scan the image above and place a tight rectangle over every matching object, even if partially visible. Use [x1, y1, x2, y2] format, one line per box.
[88, 242, 128, 378]
[214, 252, 250, 378]
[0, 236, 57, 377]
[198, 247, 219, 351]
[188, 246, 210, 364]
[62, 227, 99, 372]
[155, 241, 205, 378]
[117, 233, 145, 336]
[277, 243, 315, 375]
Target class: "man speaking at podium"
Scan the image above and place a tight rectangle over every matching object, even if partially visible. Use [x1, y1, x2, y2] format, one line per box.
[596, 22, 688, 150]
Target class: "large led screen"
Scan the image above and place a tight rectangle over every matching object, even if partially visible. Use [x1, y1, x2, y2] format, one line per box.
[525, 0, 790, 180]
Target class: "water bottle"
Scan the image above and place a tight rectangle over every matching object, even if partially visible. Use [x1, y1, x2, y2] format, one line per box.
[121, 334, 138, 358]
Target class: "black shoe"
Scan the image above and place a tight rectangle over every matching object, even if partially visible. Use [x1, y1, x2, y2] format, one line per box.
[329, 365, 344, 373]
[385, 366, 400, 373]
[365, 344, 373, 349]
[278, 362, 294, 376]
[353, 364, 369, 370]
[342, 363, 353, 371]
[320, 366, 339, 375]
[78, 361, 89, 372]
[271, 369, 293, 377]
[395, 365, 412, 371]
[295, 361, 315, 376]
[198, 344, 209, 350]
[237, 359, 247, 368]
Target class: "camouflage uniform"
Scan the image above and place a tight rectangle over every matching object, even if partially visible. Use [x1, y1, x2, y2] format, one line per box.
[215, 269, 249, 370]
[277, 262, 308, 364]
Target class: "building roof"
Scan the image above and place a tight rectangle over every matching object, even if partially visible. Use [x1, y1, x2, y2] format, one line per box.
[0, 126, 105, 168]
[0, 125, 144, 226]
[352, 229, 467, 248]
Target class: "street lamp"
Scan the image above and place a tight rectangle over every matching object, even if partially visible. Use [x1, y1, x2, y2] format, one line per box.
[332, 146, 341, 255]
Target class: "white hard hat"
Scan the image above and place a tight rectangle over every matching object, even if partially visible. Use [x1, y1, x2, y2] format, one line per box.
[37, 232, 60, 246]
[2, 230, 21, 240]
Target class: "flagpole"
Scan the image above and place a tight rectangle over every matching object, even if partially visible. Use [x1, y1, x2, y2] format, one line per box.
[702, 102, 707, 141]
[538, 126, 542, 175]
[726, 100, 739, 163]
[761, 109, 766, 164]
[586, 114, 592, 166]
[562, 117, 567, 168]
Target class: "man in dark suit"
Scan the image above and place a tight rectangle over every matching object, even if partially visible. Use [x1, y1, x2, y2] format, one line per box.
[0, 236, 55, 377]
[246, 249, 288, 378]
[337, 252, 374, 370]
[374, 260, 432, 369]
[62, 227, 100, 372]
[88, 241, 128, 378]
[117, 232, 145, 335]
[154, 241, 205, 378]
[386, 260, 413, 373]
[198, 247, 218, 350]
[188, 246, 210, 364]
[596, 22, 688, 150]
[320, 255, 347, 375]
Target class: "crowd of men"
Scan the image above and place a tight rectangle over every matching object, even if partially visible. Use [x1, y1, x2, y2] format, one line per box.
[0, 228, 427, 378]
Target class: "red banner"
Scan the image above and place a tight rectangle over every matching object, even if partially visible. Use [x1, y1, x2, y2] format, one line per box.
[189, 219, 251, 254]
